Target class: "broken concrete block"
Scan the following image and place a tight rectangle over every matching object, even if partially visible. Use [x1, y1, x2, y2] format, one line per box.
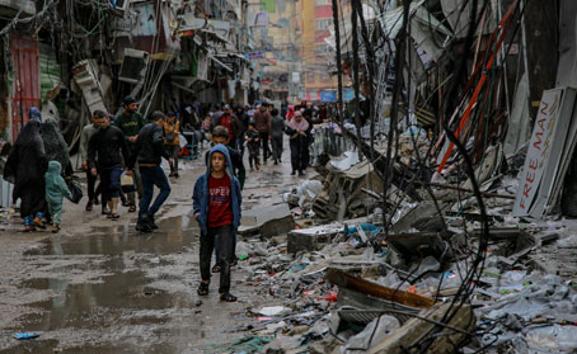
[242, 203, 291, 226]
[386, 232, 450, 262]
[270, 235, 287, 247]
[287, 223, 342, 254]
[369, 303, 476, 354]
[344, 315, 400, 352]
[239, 203, 295, 238]
[391, 201, 448, 233]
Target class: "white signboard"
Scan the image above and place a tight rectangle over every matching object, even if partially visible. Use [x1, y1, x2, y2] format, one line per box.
[513, 87, 577, 218]
[513, 88, 563, 216]
[292, 72, 300, 83]
[532, 88, 577, 218]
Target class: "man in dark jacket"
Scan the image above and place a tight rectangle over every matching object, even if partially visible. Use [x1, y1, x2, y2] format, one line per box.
[270, 108, 285, 164]
[253, 104, 272, 162]
[88, 113, 131, 219]
[115, 95, 145, 212]
[128, 111, 173, 233]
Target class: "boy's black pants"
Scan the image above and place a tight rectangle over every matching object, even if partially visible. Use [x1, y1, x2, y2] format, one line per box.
[200, 224, 234, 294]
[248, 146, 259, 168]
[271, 135, 283, 162]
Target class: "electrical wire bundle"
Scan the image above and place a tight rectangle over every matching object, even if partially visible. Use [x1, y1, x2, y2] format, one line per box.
[328, 0, 530, 352]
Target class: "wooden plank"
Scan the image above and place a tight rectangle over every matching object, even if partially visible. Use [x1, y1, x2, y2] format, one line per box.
[325, 268, 435, 309]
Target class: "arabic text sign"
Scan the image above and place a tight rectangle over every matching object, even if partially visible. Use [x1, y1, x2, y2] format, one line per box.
[247, 52, 265, 59]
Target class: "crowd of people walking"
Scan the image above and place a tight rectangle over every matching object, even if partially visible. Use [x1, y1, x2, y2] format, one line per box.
[3, 96, 333, 302]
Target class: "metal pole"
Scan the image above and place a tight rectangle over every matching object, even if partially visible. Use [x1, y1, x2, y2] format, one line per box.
[331, 0, 345, 123]
[350, 0, 364, 161]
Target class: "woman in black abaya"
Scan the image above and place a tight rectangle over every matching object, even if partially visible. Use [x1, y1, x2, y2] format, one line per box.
[41, 118, 73, 177]
[3, 108, 49, 231]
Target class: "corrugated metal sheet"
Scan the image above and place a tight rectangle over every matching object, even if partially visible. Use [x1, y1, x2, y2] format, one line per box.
[10, 34, 40, 142]
[39, 43, 61, 102]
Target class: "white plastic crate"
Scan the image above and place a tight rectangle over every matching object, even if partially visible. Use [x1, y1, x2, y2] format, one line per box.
[0, 179, 14, 209]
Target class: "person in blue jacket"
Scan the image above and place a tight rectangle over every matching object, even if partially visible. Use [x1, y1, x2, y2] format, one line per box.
[193, 144, 242, 302]
[44, 161, 72, 233]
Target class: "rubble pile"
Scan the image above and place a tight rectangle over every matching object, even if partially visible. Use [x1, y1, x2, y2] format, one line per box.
[211, 142, 577, 354]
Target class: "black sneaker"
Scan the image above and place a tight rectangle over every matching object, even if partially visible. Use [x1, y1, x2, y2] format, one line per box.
[136, 222, 152, 233]
[144, 215, 159, 230]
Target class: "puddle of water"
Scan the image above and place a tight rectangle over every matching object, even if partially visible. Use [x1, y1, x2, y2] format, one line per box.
[9, 207, 260, 352]
[9, 216, 203, 353]
[15, 268, 193, 332]
[1, 340, 177, 354]
[8, 255, 198, 352]
[25, 215, 199, 256]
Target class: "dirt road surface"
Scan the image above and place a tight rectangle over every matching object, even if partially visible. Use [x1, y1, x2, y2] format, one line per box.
[0, 146, 304, 353]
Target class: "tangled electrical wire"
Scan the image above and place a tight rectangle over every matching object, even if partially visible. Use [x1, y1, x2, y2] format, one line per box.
[328, 0, 529, 351]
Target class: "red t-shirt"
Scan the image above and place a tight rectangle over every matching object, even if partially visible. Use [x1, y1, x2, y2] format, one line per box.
[207, 174, 233, 228]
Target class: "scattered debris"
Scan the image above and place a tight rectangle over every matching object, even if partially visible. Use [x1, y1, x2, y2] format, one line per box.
[12, 332, 41, 340]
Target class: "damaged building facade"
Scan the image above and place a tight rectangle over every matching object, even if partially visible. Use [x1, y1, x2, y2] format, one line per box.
[0, 0, 256, 147]
[262, 0, 577, 353]
[4, 0, 577, 353]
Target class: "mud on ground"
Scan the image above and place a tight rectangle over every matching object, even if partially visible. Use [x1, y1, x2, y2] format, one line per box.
[0, 149, 304, 354]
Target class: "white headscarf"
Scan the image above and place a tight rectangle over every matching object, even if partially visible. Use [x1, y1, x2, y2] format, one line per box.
[287, 112, 309, 132]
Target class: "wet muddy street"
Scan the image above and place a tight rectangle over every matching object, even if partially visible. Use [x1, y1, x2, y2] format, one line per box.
[0, 149, 304, 353]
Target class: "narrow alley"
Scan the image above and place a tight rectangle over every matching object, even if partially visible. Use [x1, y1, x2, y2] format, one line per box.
[0, 147, 309, 353]
[2, 0, 577, 353]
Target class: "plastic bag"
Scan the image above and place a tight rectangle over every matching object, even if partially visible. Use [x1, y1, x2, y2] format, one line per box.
[296, 180, 323, 207]
[121, 172, 133, 187]
[120, 172, 135, 193]
[179, 133, 187, 148]
[66, 176, 83, 204]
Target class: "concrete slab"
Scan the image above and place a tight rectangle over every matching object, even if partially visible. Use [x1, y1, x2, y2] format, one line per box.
[287, 223, 342, 254]
[239, 203, 295, 238]
[242, 203, 291, 226]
